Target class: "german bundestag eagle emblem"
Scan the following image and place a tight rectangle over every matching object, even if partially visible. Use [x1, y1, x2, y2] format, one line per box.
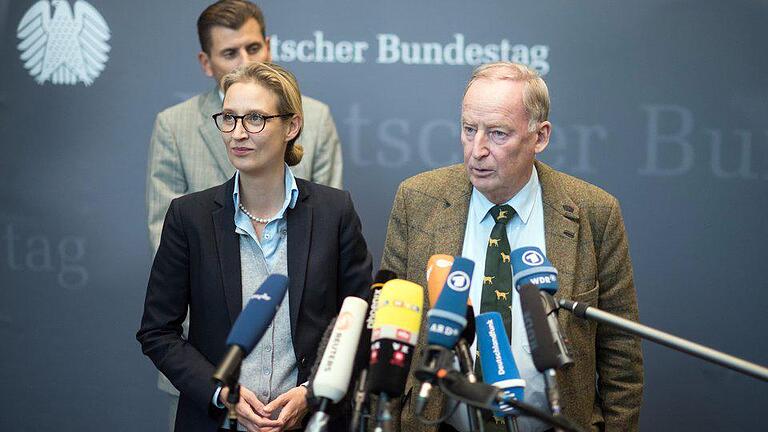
[16, 0, 111, 86]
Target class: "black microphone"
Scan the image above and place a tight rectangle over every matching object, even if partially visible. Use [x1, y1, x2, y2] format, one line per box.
[436, 369, 586, 432]
[511, 247, 573, 418]
[510, 247, 573, 370]
[558, 298, 768, 382]
[350, 270, 397, 432]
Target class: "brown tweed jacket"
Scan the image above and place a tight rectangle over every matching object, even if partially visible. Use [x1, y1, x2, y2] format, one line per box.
[380, 160, 643, 432]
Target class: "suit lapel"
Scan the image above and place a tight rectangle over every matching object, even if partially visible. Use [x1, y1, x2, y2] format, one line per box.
[198, 89, 234, 178]
[212, 176, 242, 325]
[287, 184, 312, 336]
[537, 161, 580, 301]
[430, 166, 473, 260]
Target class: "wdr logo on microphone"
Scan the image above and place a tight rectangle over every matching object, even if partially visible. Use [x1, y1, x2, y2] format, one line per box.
[522, 250, 544, 266]
[447, 271, 470, 292]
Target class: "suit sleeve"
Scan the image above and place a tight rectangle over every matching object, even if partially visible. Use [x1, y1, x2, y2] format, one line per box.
[594, 198, 643, 431]
[310, 104, 344, 189]
[136, 199, 219, 411]
[338, 190, 373, 300]
[147, 112, 188, 255]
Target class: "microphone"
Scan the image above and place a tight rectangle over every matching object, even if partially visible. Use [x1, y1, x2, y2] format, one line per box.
[436, 369, 586, 432]
[350, 270, 397, 432]
[414, 256, 474, 415]
[426, 254, 454, 307]
[558, 298, 768, 383]
[476, 312, 525, 418]
[212, 274, 289, 385]
[368, 279, 424, 431]
[211, 274, 288, 432]
[455, 306, 477, 373]
[511, 246, 573, 370]
[307, 296, 369, 432]
[511, 246, 572, 418]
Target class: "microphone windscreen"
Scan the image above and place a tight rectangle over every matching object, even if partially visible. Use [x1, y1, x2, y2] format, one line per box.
[510, 246, 558, 295]
[372, 279, 424, 345]
[368, 279, 424, 396]
[476, 312, 525, 404]
[226, 274, 289, 353]
[519, 283, 559, 372]
[313, 296, 369, 402]
[426, 254, 454, 307]
[357, 270, 398, 369]
[461, 306, 476, 346]
[372, 269, 397, 291]
[426, 257, 474, 348]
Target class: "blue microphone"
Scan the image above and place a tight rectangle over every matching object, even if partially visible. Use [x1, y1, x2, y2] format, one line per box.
[212, 274, 289, 385]
[414, 257, 475, 414]
[476, 312, 525, 413]
[426, 256, 474, 348]
[510, 246, 558, 295]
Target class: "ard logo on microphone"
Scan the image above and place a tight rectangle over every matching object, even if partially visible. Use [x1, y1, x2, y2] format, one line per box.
[522, 250, 544, 266]
[447, 270, 470, 292]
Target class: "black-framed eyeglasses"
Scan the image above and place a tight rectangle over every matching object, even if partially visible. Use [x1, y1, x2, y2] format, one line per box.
[212, 112, 294, 134]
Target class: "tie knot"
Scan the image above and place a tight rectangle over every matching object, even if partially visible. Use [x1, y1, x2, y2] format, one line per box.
[489, 204, 514, 225]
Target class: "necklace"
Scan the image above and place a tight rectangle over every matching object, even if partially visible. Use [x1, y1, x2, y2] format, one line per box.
[238, 203, 270, 224]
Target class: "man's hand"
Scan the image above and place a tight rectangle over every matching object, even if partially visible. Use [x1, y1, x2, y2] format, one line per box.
[220, 386, 284, 432]
[262, 385, 310, 431]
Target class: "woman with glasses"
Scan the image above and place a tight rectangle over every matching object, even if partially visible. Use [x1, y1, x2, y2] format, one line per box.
[138, 62, 372, 432]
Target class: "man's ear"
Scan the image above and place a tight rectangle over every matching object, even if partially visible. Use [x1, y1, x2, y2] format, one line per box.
[534, 121, 551, 154]
[198, 51, 214, 77]
[264, 36, 273, 62]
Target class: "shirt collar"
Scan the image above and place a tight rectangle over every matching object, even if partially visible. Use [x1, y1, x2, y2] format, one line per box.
[470, 164, 540, 225]
[233, 164, 299, 222]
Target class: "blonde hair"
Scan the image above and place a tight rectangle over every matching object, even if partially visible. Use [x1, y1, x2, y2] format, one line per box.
[221, 62, 304, 166]
[465, 62, 549, 131]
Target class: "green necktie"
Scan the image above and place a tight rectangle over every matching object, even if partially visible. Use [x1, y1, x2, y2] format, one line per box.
[480, 204, 515, 326]
[476, 204, 515, 430]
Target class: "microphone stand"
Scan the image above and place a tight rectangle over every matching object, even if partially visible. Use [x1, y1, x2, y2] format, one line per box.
[455, 340, 484, 432]
[504, 416, 520, 432]
[437, 369, 585, 432]
[225, 365, 242, 431]
[373, 393, 392, 432]
[350, 369, 370, 432]
[558, 299, 768, 382]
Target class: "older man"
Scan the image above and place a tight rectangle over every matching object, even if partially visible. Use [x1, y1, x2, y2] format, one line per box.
[381, 62, 643, 432]
[145, 1, 343, 429]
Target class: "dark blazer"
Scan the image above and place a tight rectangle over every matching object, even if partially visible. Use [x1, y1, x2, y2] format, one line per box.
[381, 161, 643, 432]
[137, 176, 373, 432]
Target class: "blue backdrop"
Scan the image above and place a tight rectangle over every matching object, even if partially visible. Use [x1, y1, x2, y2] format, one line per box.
[1, 1, 766, 430]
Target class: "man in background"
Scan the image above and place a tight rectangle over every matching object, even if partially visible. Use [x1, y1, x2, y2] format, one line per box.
[145, 1, 343, 428]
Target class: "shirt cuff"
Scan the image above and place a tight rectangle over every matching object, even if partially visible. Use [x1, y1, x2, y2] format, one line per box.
[212, 384, 226, 409]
